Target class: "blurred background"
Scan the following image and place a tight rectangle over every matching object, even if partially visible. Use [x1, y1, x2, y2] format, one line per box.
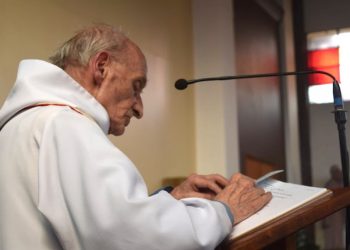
[1, 1, 350, 248]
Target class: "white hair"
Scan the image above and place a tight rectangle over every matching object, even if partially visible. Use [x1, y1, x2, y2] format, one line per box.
[49, 24, 129, 69]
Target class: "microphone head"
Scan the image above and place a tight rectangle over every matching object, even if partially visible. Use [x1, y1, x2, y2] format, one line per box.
[333, 81, 344, 109]
[175, 79, 188, 90]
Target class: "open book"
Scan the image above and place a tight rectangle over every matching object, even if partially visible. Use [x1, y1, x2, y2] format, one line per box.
[230, 170, 332, 239]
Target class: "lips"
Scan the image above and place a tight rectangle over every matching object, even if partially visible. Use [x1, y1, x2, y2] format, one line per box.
[125, 117, 131, 126]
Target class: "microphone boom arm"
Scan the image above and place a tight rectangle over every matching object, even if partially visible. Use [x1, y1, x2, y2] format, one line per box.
[177, 70, 337, 87]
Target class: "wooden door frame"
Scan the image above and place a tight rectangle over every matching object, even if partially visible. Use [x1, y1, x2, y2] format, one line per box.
[292, 0, 313, 186]
[235, 0, 287, 180]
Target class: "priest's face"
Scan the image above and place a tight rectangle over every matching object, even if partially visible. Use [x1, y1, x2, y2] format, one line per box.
[95, 45, 147, 136]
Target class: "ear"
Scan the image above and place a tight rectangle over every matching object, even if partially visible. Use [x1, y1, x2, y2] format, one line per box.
[92, 51, 110, 86]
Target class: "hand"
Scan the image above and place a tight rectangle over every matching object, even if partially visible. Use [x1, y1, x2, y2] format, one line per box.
[170, 174, 229, 200]
[215, 173, 272, 225]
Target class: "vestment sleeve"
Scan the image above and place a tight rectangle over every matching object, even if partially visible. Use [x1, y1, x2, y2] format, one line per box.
[37, 110, 232, 250]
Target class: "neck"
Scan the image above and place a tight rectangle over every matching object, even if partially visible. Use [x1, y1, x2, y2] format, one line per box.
[65, 65, 95, 95]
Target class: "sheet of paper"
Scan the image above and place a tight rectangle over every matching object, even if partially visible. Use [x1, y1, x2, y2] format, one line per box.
[255, 169, 284, 184]
[230, 179, 329, 239]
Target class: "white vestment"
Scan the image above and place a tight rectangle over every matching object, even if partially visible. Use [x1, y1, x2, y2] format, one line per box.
[0, 60, 232, 250]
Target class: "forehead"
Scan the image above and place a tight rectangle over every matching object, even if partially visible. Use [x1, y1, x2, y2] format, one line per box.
[130, 46, 146, 69]
[123, 44, 148, 86]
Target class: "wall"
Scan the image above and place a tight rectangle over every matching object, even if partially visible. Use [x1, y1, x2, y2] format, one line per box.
[303, 0, 350, 187]
[304, 0, 350, 33]
[309, 101, 347, 248]
[0, 0, 301, 192]
[0, 0, 195, 192]
[309, 102, 348, 187]
[281, 0, 301, 183]
[192, 0, 240, 177]
[190, 0, 299, 181]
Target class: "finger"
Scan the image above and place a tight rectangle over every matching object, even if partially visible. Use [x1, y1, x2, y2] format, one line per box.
[230, 173, 242, 183]
[243, 192, 272, 215]
[240, 187, 266, 202]
[203, 180, 226, 194]
[187, 191, 216, 200]
[206, 174, 230, 188]
[192, 177, 226, 194]
[231, 184, 255, 204]
[249, 192, 272, 212]
[230, 174, 255, 190]
[215, 182, 237, 201]
[238, 178, 254, 189]
[233, 192, 272, 225]
[220, 182, 250, 205]
[223, 182, 238, 193]
[230, 173, 254, 185]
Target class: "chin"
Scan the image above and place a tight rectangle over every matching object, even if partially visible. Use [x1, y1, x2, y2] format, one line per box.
[109, 126, 125, 136]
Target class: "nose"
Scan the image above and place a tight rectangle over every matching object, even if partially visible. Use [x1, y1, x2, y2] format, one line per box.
[133, 95, 143, 119]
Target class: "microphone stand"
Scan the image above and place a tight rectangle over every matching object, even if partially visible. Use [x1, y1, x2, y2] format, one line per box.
[175, 70, 350, 249]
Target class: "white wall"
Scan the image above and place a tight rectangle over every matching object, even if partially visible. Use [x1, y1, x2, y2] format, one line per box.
[192, 0, 240, 177]
[0, 0, 196, 192]
[310, 102, 349, 187]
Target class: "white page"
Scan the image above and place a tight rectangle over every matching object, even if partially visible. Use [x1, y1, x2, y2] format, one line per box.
[230, 179, 329, 239]
[255, 170, 284, 184]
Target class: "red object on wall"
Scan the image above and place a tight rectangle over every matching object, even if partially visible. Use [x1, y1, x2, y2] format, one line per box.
[307, 47, 340, 85]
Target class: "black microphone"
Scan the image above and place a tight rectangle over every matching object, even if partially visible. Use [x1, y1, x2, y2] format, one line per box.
[333, 81, 345, 110]
[175, 79, 189, 90]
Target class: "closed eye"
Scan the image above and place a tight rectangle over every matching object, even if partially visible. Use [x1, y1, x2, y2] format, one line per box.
[133, 78, 147, 95]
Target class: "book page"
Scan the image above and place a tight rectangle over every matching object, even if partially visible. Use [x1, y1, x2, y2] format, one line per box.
[230, 179, 330, 239]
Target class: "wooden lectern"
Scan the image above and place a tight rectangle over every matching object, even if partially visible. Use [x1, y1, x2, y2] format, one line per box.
[218, 187, 350, 250]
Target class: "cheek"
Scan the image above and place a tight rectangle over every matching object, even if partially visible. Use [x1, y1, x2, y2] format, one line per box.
[100, 86, 135, 120]
[112, 88, 134, 106]
[104, 88, 132, 111]
[107, 100, 132, 119]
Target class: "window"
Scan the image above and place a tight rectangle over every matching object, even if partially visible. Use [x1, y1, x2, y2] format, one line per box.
[307, 28, 350, 104]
